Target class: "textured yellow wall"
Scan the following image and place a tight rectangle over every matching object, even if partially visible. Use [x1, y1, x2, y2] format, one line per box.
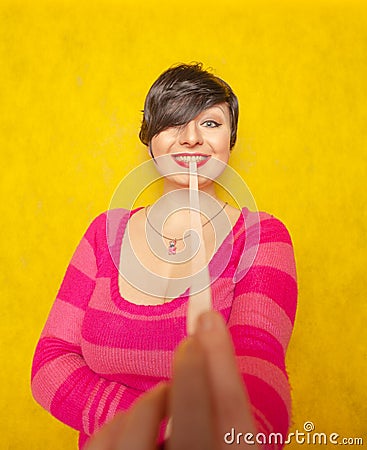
[1, 0, 366, 448]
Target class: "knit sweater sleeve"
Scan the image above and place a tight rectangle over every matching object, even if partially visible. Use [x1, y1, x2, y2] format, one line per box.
[228, 213, 297, 447]
[31, 213, 143, 440]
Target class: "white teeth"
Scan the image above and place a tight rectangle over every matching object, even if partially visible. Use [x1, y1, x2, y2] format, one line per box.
[174, 155, 208, 162]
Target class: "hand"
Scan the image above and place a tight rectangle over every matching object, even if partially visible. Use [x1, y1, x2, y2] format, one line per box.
[168, 310, 259, 450]
[86, 310, 259, 450]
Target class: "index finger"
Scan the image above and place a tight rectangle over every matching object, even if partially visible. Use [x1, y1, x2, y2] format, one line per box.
[168, 337, 217, 450]
[195, 311, 258, 448]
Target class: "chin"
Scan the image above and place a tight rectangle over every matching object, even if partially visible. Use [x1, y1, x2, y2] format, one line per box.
[165, 174, 191, 187]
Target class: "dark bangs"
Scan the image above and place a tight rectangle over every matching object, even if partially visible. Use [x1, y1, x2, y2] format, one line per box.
[139, 63, 239, 149]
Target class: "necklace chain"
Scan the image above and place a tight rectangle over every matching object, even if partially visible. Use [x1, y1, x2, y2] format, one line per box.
[144, 202, 228, 242]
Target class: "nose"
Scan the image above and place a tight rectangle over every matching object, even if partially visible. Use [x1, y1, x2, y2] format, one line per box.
[178, 121, 203, 147]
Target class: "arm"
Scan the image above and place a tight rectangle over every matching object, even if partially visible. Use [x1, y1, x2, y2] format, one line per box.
[31, 213, 143, 439]
[228, 213, 298, 446]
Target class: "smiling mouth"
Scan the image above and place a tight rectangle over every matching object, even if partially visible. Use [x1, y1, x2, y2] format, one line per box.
[172, 154, 210, 167]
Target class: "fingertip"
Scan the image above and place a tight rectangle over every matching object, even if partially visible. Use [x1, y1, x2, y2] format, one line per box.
[196, 310, 226, 334]
[145, 381, 170, 406]
[174, 337, 197, 363]
[194, 310, 237, 365]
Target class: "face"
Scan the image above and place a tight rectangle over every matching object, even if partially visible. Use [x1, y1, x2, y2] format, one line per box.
[150, 103, 231, 190]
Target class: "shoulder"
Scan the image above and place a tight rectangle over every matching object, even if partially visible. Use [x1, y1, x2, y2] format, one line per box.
[232, 209, 297, 289]
[83, 208, 133, 245]
[239, 208, 294, 246]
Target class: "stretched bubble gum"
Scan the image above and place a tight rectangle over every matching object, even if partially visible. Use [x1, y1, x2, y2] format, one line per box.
[187, 160, 212, 335]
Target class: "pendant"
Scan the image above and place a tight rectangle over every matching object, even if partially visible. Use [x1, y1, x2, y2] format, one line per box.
[168, 239, 177, 255]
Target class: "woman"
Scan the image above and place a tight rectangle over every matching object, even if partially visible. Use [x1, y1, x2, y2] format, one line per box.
[31, 63, 298, 449]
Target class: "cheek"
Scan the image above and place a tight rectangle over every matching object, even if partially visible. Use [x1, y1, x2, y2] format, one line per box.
[223, 152, 230, 163]
[215, 135, 231, 158]
[151, 134, 173, 156]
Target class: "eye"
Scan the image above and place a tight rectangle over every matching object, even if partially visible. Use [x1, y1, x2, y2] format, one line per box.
[202, 120, 221, 128]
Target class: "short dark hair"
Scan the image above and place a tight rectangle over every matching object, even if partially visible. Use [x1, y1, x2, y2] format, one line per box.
[139, 63, 239, 149]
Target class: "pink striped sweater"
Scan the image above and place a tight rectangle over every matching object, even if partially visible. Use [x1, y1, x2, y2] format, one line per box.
[31, 207, 297, 449]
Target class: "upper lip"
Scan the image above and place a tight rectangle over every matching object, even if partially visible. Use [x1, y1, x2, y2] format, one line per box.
[172, 153, 210, 157]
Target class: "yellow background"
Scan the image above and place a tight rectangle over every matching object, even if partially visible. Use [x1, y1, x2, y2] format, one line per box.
[1, 0, 366, 448]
